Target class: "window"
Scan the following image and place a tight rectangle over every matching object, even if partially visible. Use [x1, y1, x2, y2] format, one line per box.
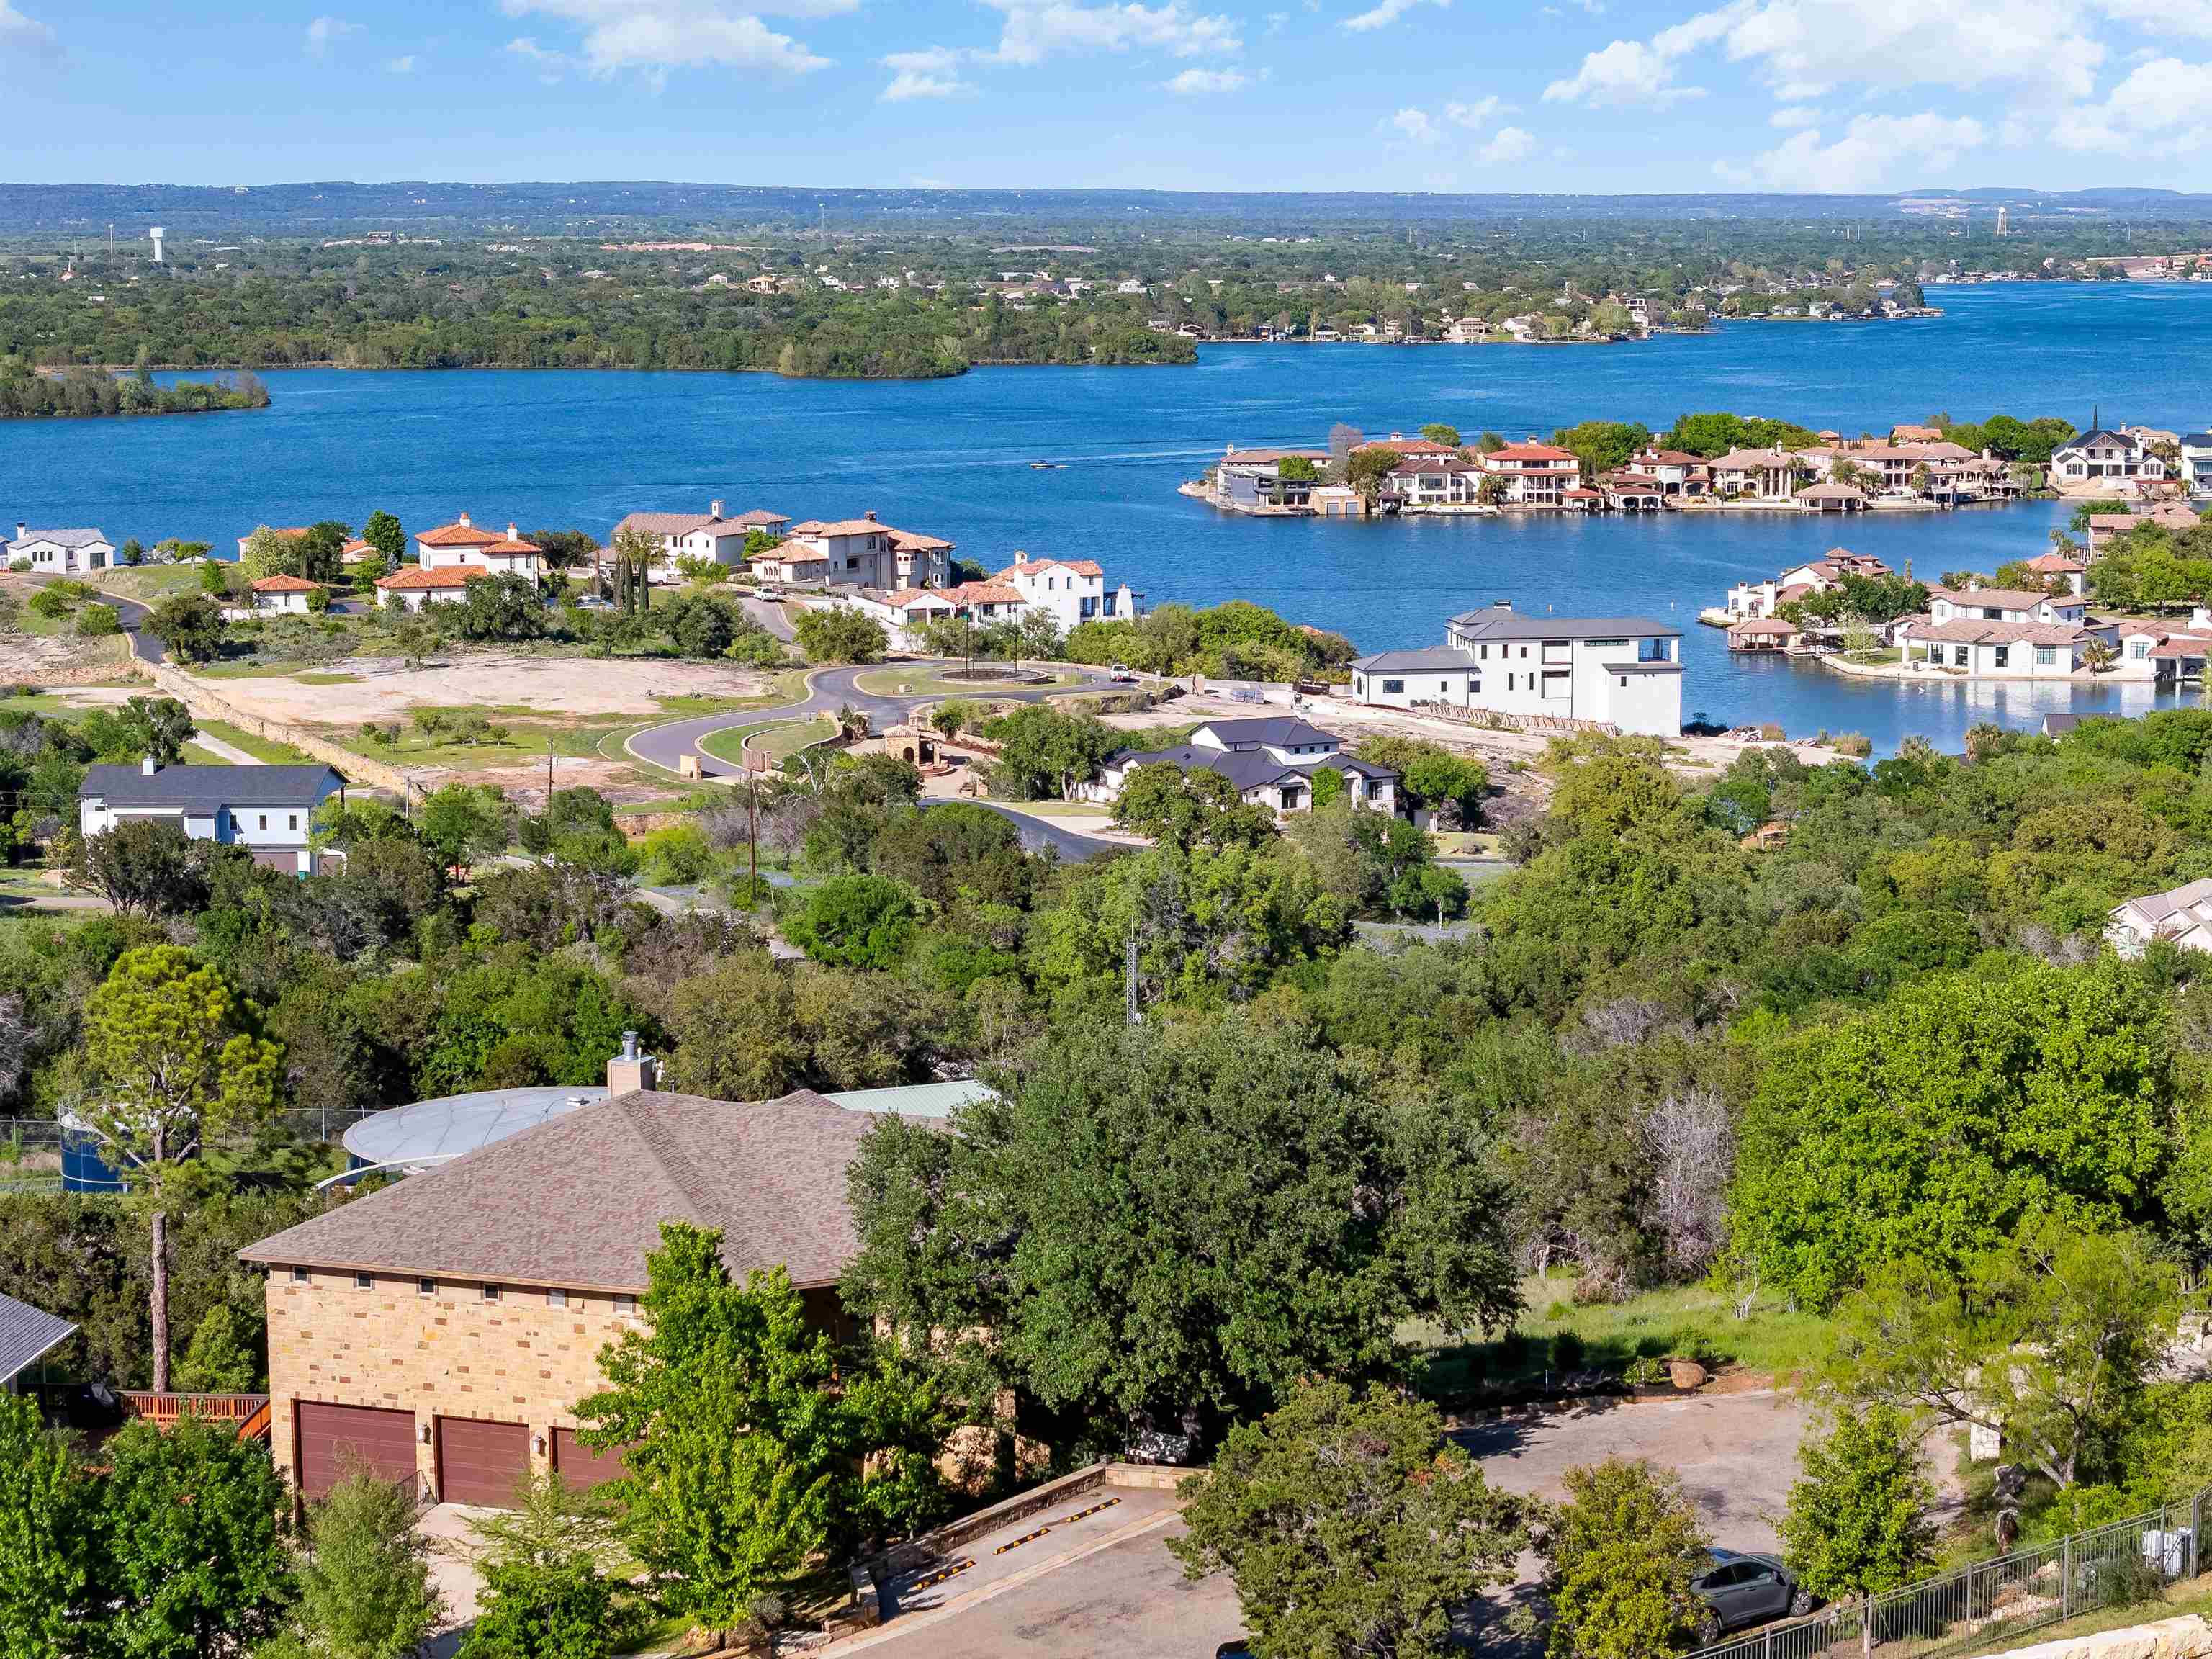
[418, 1277, 436, 1297]
[258, 814, 267, 830]
[2131, 639, 2151, 660]
[482, 1284, 502, 1304]
[1619, 675, 1628, 688]
[1467, 679, 1480, 695]
[1953, 646, 1969, 667]
[613, 1294, 636, 1316]
[1993, 646, 2009, 669]
[1381, 678, 1405, 694]
[2036, 645, 2058, 667]
[354, 1272, 374, 1290]
[290, 1267, 310, 1285]
[1438, 681, 1450, 694]
[547, 1288, 567, 1309]
[289, 814, 299, 830]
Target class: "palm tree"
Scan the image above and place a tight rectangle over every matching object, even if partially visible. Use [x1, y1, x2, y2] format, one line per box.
[2083, 639, 2118, 676]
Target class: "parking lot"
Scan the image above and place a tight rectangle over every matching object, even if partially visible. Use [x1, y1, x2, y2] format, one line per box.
[841, 1388, 1815, 1659]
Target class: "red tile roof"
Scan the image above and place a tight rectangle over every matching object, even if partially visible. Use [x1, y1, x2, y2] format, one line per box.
[1487, 442, 1577, 462]
[999, 557, 1105, 579]
[417, 515, 502, 548]
[250, 574, 321, 592]
[377, 563, 485, 590]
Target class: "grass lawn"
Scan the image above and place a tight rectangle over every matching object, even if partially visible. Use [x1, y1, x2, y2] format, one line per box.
[1433, 831, 1502, 857]
[990, 797, 1113, 818]
[1407, 1269, 1840, 1398]
[853, 665, 1082, 698]
[194, 720, 318, 765]
[700, 717, 836, 768]
[0, 691, 106, 715]
[181, 742, 236, 765]
[95, 565, 213, 603]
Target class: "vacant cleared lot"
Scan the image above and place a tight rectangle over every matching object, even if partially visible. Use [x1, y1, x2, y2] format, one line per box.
[196, 653, 774, 723]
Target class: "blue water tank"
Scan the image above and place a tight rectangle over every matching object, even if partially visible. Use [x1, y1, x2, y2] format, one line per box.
[59, 1118, 133, 1195]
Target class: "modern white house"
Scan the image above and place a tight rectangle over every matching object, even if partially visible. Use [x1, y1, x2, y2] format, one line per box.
[991, 557, 1139, 633]
[2108, 879, 2212, 958]
[2182, 433, 2212, 497]
[1925, 585, 2090, 628]
[413, 515, 546, 581]
[608, 503, 787, 580]
[1893, 583, 2102, 677]
[78, 757, 347, 875]
[2049, 428, 2168, 487]
[1349, 603, 1683, 737]
[1088, 716, 1398, 817]
[9, 524, 116, 574]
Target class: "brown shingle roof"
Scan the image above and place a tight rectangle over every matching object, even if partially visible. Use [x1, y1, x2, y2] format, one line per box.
[240, 1088, 889, 1292]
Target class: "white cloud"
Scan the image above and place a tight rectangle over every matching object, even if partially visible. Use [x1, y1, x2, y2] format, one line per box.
[1549, 1, 2110, 112]
[1344, 0, 1443, 31]
[0, 2, 57, 55]
[305, 15, 360, 55]
[1164, 66, 1244, 92]
[499, 0, 835, 76]
[1769, 103, 1817, 127]
[385, 53, 416, 71]
[880, 45, 971, 99]
[981, 0, 1239, 66]
[1480, 125, 1534, 163]
[1720, 109, 1985, 192]
[1385, 107, 1439, 144]
[2050, 56, 2212, 153]
[1444, 96, 1501, 127]
[505, 35, 572, 78]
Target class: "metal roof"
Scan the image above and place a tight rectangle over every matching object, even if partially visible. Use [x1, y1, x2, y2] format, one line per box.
[9, 527, 109, 549]
[1353, 648, 1480, 672]
[822, 1079, 996, 1120]
[1448, 608, 1681, 642]
[0, 1291, 76, 1385]
[81, 762, 345, 811]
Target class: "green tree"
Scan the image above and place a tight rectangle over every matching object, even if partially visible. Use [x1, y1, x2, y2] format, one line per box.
[457, 574, 546, 642]
[980, 703, 1120, 801]
[1539, 1458, 1712, 1659]
[417, 783, 513, 872]
[174, 1302, 261, 1393]
[792, 606, 888, 665]
[1172, 1381, 1524, 1659]
[1277, 454, 1320, 482]
[298, 521, 353, 585]
[120, 695, 197, 765]
[288, 1467, 445, 1659]
[362, 510, 405, 566]
[63, 819, 209, 917]
[99, 1415, 292, 1659]
[575, 1223, 944, 1627]
[146, 593, 225, 663]
[1778, 1404, 1936, 1601]
[783, 873, 917, 971]
[665, 954, 809, 1113]
[1345, 446, 1404, 505]
[1418, 422, 1462, 447]
[0, 1392, 98, 1659]
[1110, 763, 1277, 849]
[81, 945, 282, 1391]
[238, 525, 305, 581]
[457, 1471, 642, 1659]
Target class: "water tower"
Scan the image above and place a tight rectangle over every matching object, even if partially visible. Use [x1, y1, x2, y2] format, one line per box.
[149, 226, 165, 264]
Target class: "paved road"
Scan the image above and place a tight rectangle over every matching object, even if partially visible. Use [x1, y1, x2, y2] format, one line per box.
[740, 591, 796, 642]
[30, 575, 167, 665]
[626, 662, 1125, 860]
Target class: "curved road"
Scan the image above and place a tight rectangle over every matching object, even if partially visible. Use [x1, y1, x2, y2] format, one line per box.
[627, 661, 1126, 860]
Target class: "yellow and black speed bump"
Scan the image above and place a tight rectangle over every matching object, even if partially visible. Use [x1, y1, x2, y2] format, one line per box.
[1056, 1496, 1122, 1526]
[993, 1526, 1053, 1555]
[909, 1558, 974, 1590]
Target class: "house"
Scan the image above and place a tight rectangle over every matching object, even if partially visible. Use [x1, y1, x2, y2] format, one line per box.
[1890, 423, 1944, 444]
[9, 524, 116, 574]
[2108, 879, 2212, 958]
[374, 565, 480, 610]
[1723, 551, 1892, 621]
[78, 757, 346, 875]
[413, 515, 546, 583]
[2020, 550, 2088, 597]
[2049, 429, 2167, 487]
[238, 1053, 942, 1506]
[1380, 457, 1483, 511]
[2113, 624, 2212, 680]
[1090, 717, 1398, 817]
[1476, 442, 1581, 505]
[2182, 433, 2212, 496]
[1618, 449, 1709, 499]
[1794, 482, 1868, 514]
[1208, 448, 1328, 513]
[0, 1291, 76, 1392]
[777, 515, 952, 592]
[1925, 585, 2088, 628]
[228, 574, 323, 618]
[1349, 603, 1683, 737]
[339, 539, 381, 565]
[1708, 446, 1807, 500]
[609, 502, 780, 579]
[2085, 501, 2202, 551]
[1894, 613, 2091, 677]
[992, 557, 1140, 632]
[236, 526, 310, 562]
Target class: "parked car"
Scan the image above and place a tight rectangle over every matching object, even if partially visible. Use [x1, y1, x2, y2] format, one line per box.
[1109, 662, 1137, 682]
[1691, 1549, 1813, 1638]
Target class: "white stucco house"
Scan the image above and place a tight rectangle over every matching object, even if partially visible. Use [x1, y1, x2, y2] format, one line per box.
[413, 515, 546, 581]
[374, 565, 476, 610]
[609, 503, 788, 580]
[2049, 429, 2167, 487]
[1349, 603, 1684, 737]
[2109, 879, 2212, 958]
[1087, 716, 1398, 817]
[1723, 550, 1894, 621]
[992, 557, 1139, 633]
[766, 515, 952, 592]
[9, 524, 116, 574]
[222, 574, 323, 620]
[2182, 433, 2212, 497]
[78, 757, 347, 875]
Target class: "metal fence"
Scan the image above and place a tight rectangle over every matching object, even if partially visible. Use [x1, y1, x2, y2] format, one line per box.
[0, 1111, 377, 1195]
[1686, 1491, 2208, 1659]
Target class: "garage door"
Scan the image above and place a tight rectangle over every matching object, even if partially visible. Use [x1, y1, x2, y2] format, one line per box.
[295, 1402, 415, 1503]
[436, 1416, 529, 1507]
[552, 1428, 625, 1493]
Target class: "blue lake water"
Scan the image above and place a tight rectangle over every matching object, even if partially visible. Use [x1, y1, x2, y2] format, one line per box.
[5, 281, 2212, 754]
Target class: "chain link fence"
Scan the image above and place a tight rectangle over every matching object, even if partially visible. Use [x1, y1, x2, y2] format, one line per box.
[0, 1110, 377, 1195]
[1686, 1491, 2209, 1659]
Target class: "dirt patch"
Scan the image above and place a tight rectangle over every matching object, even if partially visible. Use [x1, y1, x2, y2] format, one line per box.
[195, 652, 771, 724]
[407, 757, 678, 811]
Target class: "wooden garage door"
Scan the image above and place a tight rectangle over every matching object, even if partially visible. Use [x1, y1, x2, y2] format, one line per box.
[436, 1416, 529, 1507]
[552, 1428, 625, 1493]
[295, 1402, 415, 1503]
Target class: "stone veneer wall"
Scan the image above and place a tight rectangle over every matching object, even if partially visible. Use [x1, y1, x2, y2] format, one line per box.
[263, 1267, 642, 1500]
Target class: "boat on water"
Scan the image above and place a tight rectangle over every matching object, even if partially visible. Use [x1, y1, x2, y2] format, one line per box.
[1030, 461, 1062, 469]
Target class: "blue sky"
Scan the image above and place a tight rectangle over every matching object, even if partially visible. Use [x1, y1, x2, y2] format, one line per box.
[5, 0, 2211, 194]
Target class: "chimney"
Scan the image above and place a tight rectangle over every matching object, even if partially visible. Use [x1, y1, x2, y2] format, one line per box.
[13, 523, 23, 543]
[457, 512, 471, 527]
[506, 522, 518, 540]
[606, 1030, 657, 1094]
[864, 509, 878, 521]
[710, 499, 724, 518]
[1492, 599, 1512, 611]
[140, 753, 158, 776]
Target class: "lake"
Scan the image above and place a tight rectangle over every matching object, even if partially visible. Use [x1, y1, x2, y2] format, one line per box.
[5, 280, 2211, 754]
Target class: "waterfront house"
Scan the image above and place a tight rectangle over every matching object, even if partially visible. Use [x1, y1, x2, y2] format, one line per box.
[2113, 624, 2212, 680]
[79, 757, 346, 876]
[10, 524, 116, 574]
[2020, 550, 2088, 596]
[610, 501, 777, 579]
[1208, 447, 1328, 513]
[1926, 585, 2089, 627]
[1727, 618, 1800, 654]
[2087, 501, 2202, 552]
[2050, 429, 2167, 487]
[1894, 616, 2091, 677]
[1794, 482, 1868, 514]
[1089, 717, 1398, 817]
[992, 557, 1139, 632]
[413, 516, 546, 583]
[1381, 457, 1482, 511]
[2182, 433, 2212, 497]
[1349, 602, 1682, 737]
[1723, 550, 1892, 620]
[778, 515, 951, 592]
[2109, 879, 2212, 958]
[1708, 446, 1807, 501]
[1475, 443, 1581, 505]
[1619, 449, 1710, 499]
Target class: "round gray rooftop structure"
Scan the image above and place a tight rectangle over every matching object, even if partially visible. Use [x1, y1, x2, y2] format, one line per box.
[343, 1087, 609, 1174]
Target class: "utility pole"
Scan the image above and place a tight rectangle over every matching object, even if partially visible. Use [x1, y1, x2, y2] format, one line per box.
[747, 776, 759, 896]
[546, 736, 555, 802]
[1124, 933, 1140, 1025]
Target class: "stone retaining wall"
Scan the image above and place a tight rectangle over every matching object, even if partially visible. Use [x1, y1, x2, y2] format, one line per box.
[130, 657, 413, 795]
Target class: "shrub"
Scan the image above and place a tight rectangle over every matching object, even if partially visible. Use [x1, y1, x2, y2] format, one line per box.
[1552, 1330, 1586, 1372]
[76, 603, 122, 637]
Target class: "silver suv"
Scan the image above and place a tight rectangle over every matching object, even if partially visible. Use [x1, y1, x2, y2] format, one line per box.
[1691, 1549, 1813, 1639]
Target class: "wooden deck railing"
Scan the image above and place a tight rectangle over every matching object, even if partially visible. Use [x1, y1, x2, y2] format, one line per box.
[119, 1391, 271, 1439]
